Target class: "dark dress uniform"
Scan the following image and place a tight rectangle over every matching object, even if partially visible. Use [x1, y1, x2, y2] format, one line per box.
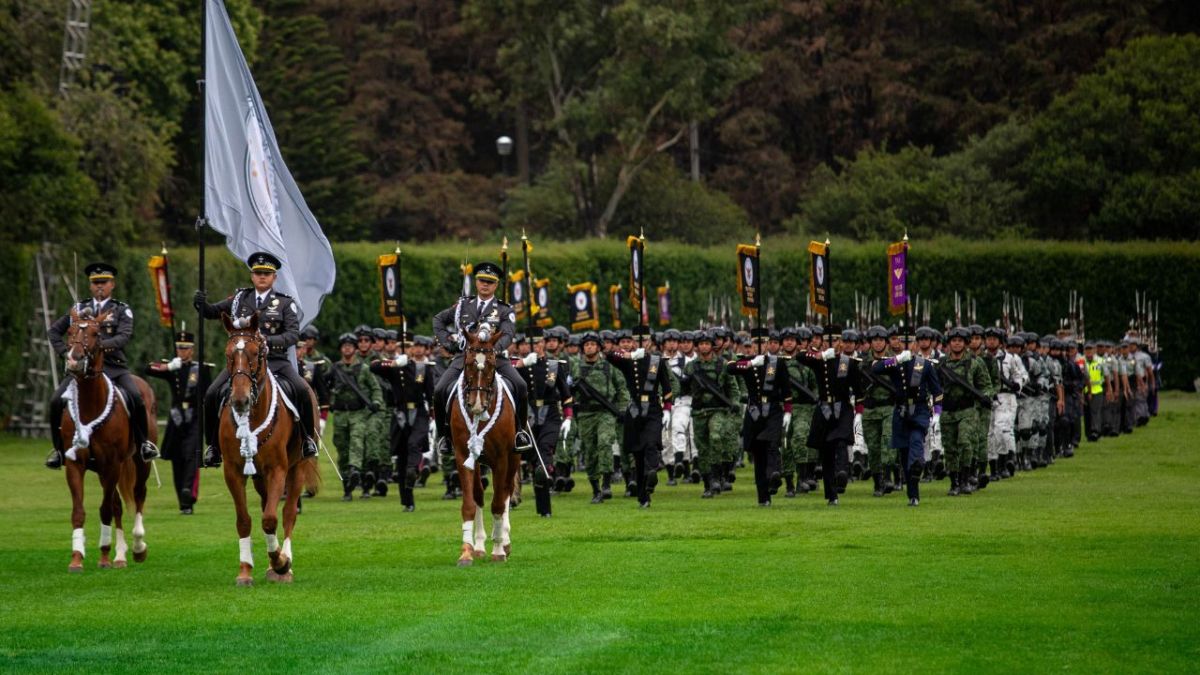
[431, 293, 529, 445]
[370, 356, 435, 510]
[144, 350, 210, 512]
[726, 352, 792, 505]
[195, 284, 316, 464]
[796, 350, 866, 504]
[606, 348, 673, 508]
[47, 295, 156, 464]
[516, 351, 573, 516]
[872, 353, 943, 504]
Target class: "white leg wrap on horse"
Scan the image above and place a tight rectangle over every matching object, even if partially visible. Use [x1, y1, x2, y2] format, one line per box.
[115, 530, 128, 560]
[461, 521, 473, 546]
[239, 537, 254, 566]
[473, 510, 487, 550]
[72, 528, 85, 556]
[502, 503, 512, 546]
[265, 533, 279, 554]
[282, 537, 292, 561]
[132, 513, 146, 553]
[99, 523, 112, 548]
[492, 517, 504, 545]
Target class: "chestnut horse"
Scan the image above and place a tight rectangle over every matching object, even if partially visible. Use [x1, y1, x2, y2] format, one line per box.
[219, 312, 319, 586]
[60, 308, 155, 572]
[451, 325, 519, 566]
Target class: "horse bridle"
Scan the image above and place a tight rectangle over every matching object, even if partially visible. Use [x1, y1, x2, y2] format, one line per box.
[463, 342, 497, 405]
[67, 319, 103, 380]
[228, 330, 267, 404]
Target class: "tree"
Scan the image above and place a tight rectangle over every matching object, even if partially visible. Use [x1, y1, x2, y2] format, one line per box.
[469, 0, 760, 237]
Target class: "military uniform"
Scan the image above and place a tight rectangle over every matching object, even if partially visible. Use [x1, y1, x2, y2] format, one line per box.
[515, 341, 573, 516]
[781, 330, 819, 494]
[143, 332, 210, 513]
[936, 331, 990, 496]
[989, 338, 1028, 479]
[608, 338, 673, 508]
[726, 343, 791, 506]
[370, 349, 434, 510]
[681, 338, 740, 498]
[326, 337, 385, 500]
[1017, 335, 1045, 470]
[971, 340, 998, 485]
[871, 349, 943, 505]
[859, 328, 897, 497]
[570, 338, 630, 503]
[796, 348, 865, 505]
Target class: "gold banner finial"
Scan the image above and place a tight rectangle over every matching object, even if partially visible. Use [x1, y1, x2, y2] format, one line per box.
[161, 242, 168, 255]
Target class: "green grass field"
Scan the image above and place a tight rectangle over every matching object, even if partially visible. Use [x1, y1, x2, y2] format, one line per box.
[1, 394, 1198, 673]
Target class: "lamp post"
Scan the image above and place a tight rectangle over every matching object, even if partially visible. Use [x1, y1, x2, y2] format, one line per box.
[496, 135, 514, 175]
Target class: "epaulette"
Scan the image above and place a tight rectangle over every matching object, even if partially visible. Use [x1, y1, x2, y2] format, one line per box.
[272, 291, 293, 299]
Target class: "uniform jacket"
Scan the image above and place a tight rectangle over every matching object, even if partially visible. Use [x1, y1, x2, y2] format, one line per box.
[49, 298, 134, 368]
[433, 296, 516, 355]
[200, 287, 299, 362]
[516, 356, 573, 427]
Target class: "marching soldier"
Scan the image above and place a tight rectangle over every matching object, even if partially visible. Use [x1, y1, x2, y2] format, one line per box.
[607, 326, 673, 508]
[726, 329, 791, 506]
[968, 325, 997, 489]
[871, 334, 943, 506]
[681, 329, 740, 498]
[571, 331, 630, 504]
[46, 262, 159, 469]
[937, 327, 991, 496]
[514, 328, 573, 517]
[192, 252, 318, 467]
[144, 330, 210, 514]
[859, 326, 896, 497]
[370, 332, 435, 511]
[326, 333, 385, 500]
[988, 332, 1027, 479]
[796, 329, 866, 506]
[781, 327, 819, 495]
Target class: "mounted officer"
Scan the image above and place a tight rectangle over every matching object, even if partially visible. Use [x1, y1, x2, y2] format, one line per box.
[192, 251, 318, 468]
[45, 262, 160, 469]
[431, 261, 531, 454]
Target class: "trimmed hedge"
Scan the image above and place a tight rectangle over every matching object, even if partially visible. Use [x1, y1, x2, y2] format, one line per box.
[4, 238, 1196, 423]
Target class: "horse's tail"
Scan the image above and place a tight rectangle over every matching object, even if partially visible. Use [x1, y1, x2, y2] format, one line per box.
[299, 456, 322, 497]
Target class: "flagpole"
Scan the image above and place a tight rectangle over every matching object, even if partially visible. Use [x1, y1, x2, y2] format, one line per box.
[825, 237, 832, 327]
[754, 231, 761, 333]
[195, 0, 209, 469]
[521, 229, 533, 334]
[903, 231, 913, 336]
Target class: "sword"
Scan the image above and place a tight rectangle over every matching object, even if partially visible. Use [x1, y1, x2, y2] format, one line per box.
[319, 436, 343, 483]
[151, 459, 162, 488]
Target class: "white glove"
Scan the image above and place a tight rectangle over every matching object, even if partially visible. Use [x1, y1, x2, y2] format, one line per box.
[750, 354, 766, 367]
[821, 348, 836, 361]
[318, 418, 327, 436]
[167, 356, 183, 371]
[394, 354, 409, 367]
[782, 412, 792, 433]
[896, 350, 912, 364]
[454, 334, 467, 351]
[662, 410, 672, 430]
[630, 347, 646, 360]
[522, 353, 539, 367]
[560, 418, 573, 438]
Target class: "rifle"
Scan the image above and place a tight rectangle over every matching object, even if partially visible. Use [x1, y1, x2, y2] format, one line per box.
[861, 359, 897, 396]
[573, 370, 623, 418]
[787, 375, 817, 405]
[688, 366, 733, 409]
[329, 361, 378, 412]
[936, 358, 993, 408]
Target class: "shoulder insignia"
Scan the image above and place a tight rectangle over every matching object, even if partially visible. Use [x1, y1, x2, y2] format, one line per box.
[290, 302, 297, 313]
[125, 308, 134, 319]
[507, 312, 516, 323]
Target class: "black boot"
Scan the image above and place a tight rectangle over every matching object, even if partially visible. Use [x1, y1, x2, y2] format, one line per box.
[688, 461, 701, 484]
[907, 461, 923, 504]
[553, 462, 569, 493]
[872, 473, 884, 497]
[989, 459, 1000, 481]
[590, 478, 603, 504]
[960, 469, 974, 495]
[601, 472, 613, 500]
[947, 471, 960, 496]
[666, 464, 678, 486]
[701, 474, 715, 499]
[977, 463, 990, 489]
[785, 473, 796, 498]
[891, 464, 902, 492]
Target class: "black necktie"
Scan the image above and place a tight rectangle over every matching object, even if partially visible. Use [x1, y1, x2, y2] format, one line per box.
[257, 294, 267, 310]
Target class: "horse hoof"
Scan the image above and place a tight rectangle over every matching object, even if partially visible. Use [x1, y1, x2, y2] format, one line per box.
[68, 565, 83, 574]
[132, 549, 147, 563]
[114, 560, 127, 569]
[504, 544, 511, 557]
[473, 549, 487, 560]
[98, 560, 112, 569]
[266, 569, 293, 583]
[236, 576, 254, 587]
[490, 554, 507, 563]
[457, 558, 473, 568]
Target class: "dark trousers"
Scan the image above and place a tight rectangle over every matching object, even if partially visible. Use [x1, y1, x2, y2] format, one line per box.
[392, 412, 430, 507]
[49, 367, 148, 453]
[819, 440, 849, 501]
[894, 425, 928, 500]
[168, 425, 201, 510]
[748, 442, 780, 504]
[1085, 394, 1103, 440]
[624, 416, 662, 504]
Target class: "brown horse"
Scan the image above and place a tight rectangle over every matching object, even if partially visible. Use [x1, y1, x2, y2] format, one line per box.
[451, 325, 519, 566]
[219, 312, 319, 586]
[61, 308, 155, 572]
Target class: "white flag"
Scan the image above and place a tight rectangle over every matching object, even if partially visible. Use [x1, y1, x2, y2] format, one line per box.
[204, 0, 335, 328]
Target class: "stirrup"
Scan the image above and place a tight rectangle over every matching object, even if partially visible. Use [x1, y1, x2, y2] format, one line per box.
[45, 449, 64, 470]
[515, 430, 533, 451]
[203, 445, 222, 468]
[140, 441, 160, 462]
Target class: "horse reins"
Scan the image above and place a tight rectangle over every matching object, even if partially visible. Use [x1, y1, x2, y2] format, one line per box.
[228, 330, 267, 405]
[463, 344, 497, 410]
[67, 320, 103, 380]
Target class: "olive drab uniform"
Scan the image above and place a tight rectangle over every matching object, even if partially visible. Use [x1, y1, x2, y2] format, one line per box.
[782, 354, 818, 492]
[370, 357, 435, 509]
[726, 354, 792, 506]
[607, 350, 673, 507]
[516, 354, 573, 516]
[974, 350, 999, 472]
[365, 350, 394, 486]
[326, 355, 384, 498]
[144, 358, 211, 512]
[859, 353, 897, 495]
[682, 353, 740, 497]
[936, 352, 989, 495]
[47, 298, 154, 461]
[570, 354, 630, 502]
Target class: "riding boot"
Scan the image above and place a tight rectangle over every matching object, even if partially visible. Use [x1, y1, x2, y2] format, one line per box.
[535, 485, 552, 516]
[124, 390, 159, 462]
[298, 393, 318, 458]
[45, 395, 66, 469]
[590, 478, 603, 504]
[203, 389, 222, 467]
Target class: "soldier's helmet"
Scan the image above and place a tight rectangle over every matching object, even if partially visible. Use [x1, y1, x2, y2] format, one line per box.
[338, 333, 357, 346]
[372, 327, 389, 341]
[915, 326, 936, 340]
[1006, 335, 1025, 347]
[841, 328, 860, 342]
[580, 331, 602, 345]
[947, 326, 971, 341]
[865, 325, 888, 340]
[968, 324, 984, 337]
[680, 330, 696, 343]
[797, 326, 813, 340]
[696, 329, 715, 344]
[984, 326, 1005, 339]
[354, 324, 373, 337]
[300, 325, 320, 341]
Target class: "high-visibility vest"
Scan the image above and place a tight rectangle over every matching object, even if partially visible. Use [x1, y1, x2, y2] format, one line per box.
[1087, 358, 1104, 395]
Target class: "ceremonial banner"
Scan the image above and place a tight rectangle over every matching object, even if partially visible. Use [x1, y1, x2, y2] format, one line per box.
[609, 284, 623, 329]
[147, 254, 174, 328]
[204, 0, 334, 328]
[377, 252, 403, 326]
[569, 282, 599, 331]
[657, 284, 671, 326]
[627, 235, 645, 312]
[509, 270, 527, 320]
[534, 278, 552, 328]
[460, 262, 473, 297]
[735, 243, 760, 318]
[887, 241, 909, 316]
[808, 240, 831, 316]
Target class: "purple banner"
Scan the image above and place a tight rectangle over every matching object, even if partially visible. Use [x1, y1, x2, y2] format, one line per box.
[888, 243, 908, 315]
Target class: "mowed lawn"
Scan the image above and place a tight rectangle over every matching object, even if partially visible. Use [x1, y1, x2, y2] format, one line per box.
[1, 394, 1198, 673]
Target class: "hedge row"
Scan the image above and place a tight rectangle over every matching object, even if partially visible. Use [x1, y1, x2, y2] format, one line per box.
[4, 238, 1196, 423]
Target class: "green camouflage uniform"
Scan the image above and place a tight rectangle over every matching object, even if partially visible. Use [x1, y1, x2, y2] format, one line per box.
[938, 353, 988, 474]
[329, 355, 385, 473]
[683, 355, 739, 482]
[975, 350, 999, 465]
[860, 353, 896, 474]
[781, 355, 817, 470]
[571, 356, 629, 480]
[363, 351, 391, 469]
